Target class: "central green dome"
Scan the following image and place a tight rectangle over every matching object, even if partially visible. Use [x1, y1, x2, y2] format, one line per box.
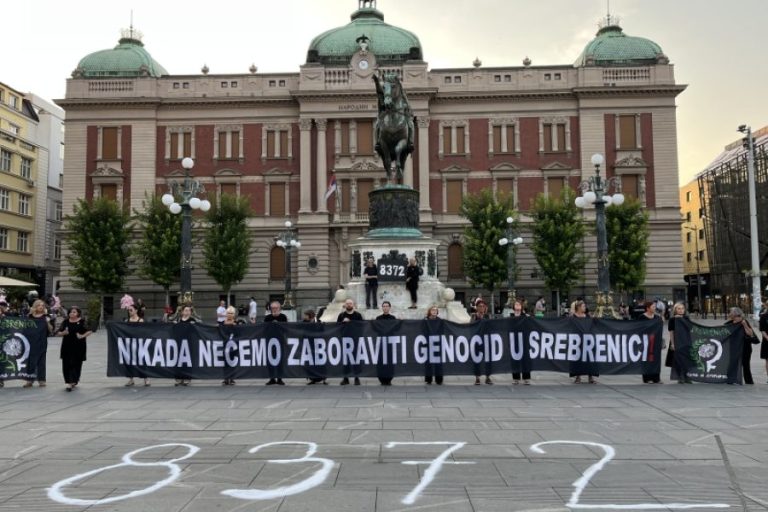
[307, 1, 422, 65]
[73, 30, 168, 78]
[575, 20, 667, 67]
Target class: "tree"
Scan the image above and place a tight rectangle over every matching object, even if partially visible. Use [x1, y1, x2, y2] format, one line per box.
[202, 194, 253, 304]
[460, 188, 515, 313]
[530, 187, 586, 313]
[133, 194, 183, 306]
[606, 197, 649, 300]
[65, 197, 131, 327]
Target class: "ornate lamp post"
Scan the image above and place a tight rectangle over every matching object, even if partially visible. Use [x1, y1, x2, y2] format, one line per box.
[161, 157, 211, 306]
[275, 220, 300, 310]
[498, 216, 523, 306]
[575, 153, 624, 316]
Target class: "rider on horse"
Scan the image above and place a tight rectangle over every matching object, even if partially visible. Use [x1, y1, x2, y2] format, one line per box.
[373, 73, 415, 184]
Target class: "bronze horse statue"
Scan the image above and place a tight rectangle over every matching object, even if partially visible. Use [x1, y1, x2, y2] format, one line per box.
[373, 74, 415, 184]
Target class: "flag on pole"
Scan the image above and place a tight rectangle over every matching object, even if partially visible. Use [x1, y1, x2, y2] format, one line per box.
[324, 174, 337, 201]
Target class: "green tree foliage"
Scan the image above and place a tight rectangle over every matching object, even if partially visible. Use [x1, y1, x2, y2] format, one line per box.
[530, 187, 586, 304]
[460, 189, 515, 300]
[202, 194, 253, 303]
[606, 197, 649, 294]
[66, 197, 131, 295]
[133, 194, 182, 303]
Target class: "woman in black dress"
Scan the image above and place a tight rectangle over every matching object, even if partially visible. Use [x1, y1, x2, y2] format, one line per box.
[56, 306, 92, 391]
[405, 257, 421, 309]
[124, 304, 149, 387]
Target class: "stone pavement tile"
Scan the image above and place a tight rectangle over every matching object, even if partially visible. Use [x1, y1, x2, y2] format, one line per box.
[345, 430, 413, 444]
[181, 496, 281, 512]
[439, 419, 501, 430]
[278, 489, 376, 512]
[598, 429, 681, 445]
[376, 490, 473, 512]
[3, 487, 97, 512]
[262, 420, 330, 430]
[452, 444, 526, 460]
[428, 398, 484, 408]
[181, 409, 263, 421]
[303, 407, 358, 419]
[174, 461, 268, 484]
[474, 429, 544, 444]
[408, 406, 463, 418]
[646, 486, 741, 508]
[334, 460, 419, 487]
[657, 443, 724, 460]
[218, 430, 290, 446]
[412, 429, 479, 443]
[456, 406, 516, 419]
[495, 460, 583, 487]
[467, 487, 566, 511]
[315, 443, 381, 460]
[356, 407, 411, 419]
[494, 420, 559, 430]
[324, 420, 382, 430]
[87, 421, 166, 432]
[382, 420, 441, 430]
[286, 429, 351, 444]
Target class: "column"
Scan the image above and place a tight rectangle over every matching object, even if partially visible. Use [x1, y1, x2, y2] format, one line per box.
[418, 117, 430, 211]
[315, 118, 328, 213]
[404, 155, 414, 187]
[299, 118, 312, 213]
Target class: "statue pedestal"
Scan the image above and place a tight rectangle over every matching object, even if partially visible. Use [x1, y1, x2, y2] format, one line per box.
[320, 185, 470, 323]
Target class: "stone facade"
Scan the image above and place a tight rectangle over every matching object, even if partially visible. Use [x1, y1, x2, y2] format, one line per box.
[56, 7, 687, 318]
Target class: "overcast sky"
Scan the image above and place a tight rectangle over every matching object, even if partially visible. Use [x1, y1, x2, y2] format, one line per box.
[6, 0, 766, 184]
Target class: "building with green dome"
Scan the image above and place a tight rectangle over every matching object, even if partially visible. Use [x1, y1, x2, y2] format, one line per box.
[72, 28, 168, 78]
[57, 1, 687, 318]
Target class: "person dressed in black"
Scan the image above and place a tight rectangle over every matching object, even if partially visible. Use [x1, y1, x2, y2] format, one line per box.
[725, 307, 758, 385]
[424, 304, 444, 385]
[174, 305, 196, 386]
[667, 302, 692, 384]
[510, 300, 532, 384]
[364, 257, 379, 309]
[760, 303, 768, 384]
[471, 300, 493, 385]
[405, 257, 422, 309]
[264, 301, 288, 385]
[56, 306, 92, 391]
[639, 301, 663, 384]
[337, 298, 363, 385]
[303, 310, 326, 385]
[375, 301, 397, 386]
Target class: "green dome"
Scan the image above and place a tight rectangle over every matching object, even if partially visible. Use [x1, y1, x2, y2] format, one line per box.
[73, 32, 168, 78]
[307, 3, 422, 65]
[575, 23, 667, 67]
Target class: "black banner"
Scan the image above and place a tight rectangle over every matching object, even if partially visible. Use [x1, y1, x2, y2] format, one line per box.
[0, 317, 48, 381]
[673, 319, 743, 384]
[107, 317, 663, 380]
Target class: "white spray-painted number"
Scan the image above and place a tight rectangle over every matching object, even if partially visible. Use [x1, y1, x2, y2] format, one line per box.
[530, 440, 730, 509]
[221, 441, 334, 500]
[385, 441, 475, 505]
[47, 443, 199, 506]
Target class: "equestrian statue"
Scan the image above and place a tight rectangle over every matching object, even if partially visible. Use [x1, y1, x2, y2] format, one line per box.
[373, 73, 415, 185]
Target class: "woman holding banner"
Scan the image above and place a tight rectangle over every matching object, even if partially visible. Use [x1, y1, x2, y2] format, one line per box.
[640, 301, 663, 384]
[23, 299, 53, 388]
[667, 302, 691, 384]
[471, 300, 493, 385]
[221, 306, 238, 386]
[424, 305, 443, 385]
[124, 304, 149, 387]
[726, 307, 758, 385]
[569, 300, 598, 384]
[174, 305, 195, 386]
[510, 300, 532, 385]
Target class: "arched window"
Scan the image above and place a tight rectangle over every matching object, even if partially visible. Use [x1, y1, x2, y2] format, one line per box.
[447, 243, 464, 279]
[270, 246, 286, 281]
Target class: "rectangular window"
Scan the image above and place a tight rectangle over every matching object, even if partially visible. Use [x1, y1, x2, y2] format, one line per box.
[9, 124, 20, 135]
[54, 201, 63, 221]
[18, 194, 30, 216]
[218, 133, 227, 159]
[698, 250, 705, 261]
[10, 95, 18, 109]
[686, 211, 692, 222]
[556, 124, 566, 151]
[357, 120, 373, 155]
[446, 180, 463, 214]
[218, 131, 240, 159]
[102, 127, 118, 160]
[341, 179, 351, 212]
[0, 149, 11, 171]
[547, 177, 563, 199]
[0, 228, 7, 250]
[266, 131, 276, 158]
[543, 124, 553, 151]
[231, 131, 240, 158]
[170, 132, 191, 159]
[269, 183, 286, 216]
[686, 252, 691, 262]
[493, 125, 516, 153]
[455, 126, 465, 154]
[20, 158, 31, 179]
[621, 175, 639, 199]
[59, 143, 65, 160]
[280, 131, 288, 157]
[101, 184, 118, 201]
[340, 122, 350, 154]
[220, 183, 237, 196]
[17, 232, 28, 253]
[53, 237, 62, 260]
[267, 130, 288, 158]
[0, 189, 8, 210]
[685, 191, 692, 202]
[618, 114, 637, 149]
[699, 229, 704, 239]
[497, 178, 514, 202]
[686, 231, 691, 243]
[357, 179, 372, 212]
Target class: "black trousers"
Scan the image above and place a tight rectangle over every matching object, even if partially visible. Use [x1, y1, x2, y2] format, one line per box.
[62, 357, 83, 385]
[743, 344, 754, 384]
[512, 372, 531, 380]
[365, 282, 378, 308]
[407, 286, 417, 303]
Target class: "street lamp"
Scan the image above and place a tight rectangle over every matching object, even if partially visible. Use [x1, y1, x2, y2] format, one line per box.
[275, 220, 300, 309]
[498, 216, 523, 307]
[575, 153, 625, 316]
[737, 124, 762, 321]
[683, 224, 704, 317]
[161, 157, 211, 306]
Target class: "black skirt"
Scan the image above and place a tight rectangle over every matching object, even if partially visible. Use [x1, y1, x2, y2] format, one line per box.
[760, 339, 768, 359]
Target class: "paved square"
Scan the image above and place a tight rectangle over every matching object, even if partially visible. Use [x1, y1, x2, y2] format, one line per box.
[1, 330, 767, 511]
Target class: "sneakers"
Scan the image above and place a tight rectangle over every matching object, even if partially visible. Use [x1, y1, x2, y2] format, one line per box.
[266, 379, 277, 385]
[485, 377, 493, 385]
[340, 377, 350, 385]
[354, 377, 361, 386]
